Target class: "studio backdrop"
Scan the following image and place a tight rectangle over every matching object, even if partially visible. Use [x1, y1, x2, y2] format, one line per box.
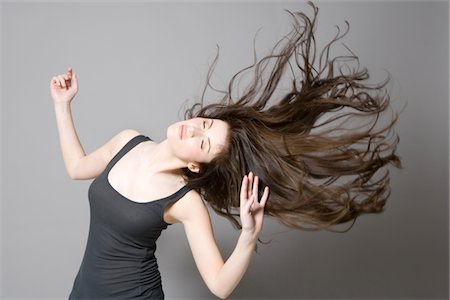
[1, 1, 448, 299]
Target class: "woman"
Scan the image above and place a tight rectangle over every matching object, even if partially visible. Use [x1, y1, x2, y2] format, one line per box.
[50, 2, 401, 299]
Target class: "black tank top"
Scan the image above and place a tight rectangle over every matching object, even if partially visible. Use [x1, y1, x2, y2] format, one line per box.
[69, 135, 192, 299]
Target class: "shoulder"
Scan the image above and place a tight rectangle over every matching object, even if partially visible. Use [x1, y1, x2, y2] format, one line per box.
[67, 129, 142, 180]
[116, 128, 142, 144]
[167, 189, 210, 225]
[108, 129, 142, 157]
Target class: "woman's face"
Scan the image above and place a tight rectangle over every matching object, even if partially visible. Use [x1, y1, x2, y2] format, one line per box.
[167, 117, 229, 169]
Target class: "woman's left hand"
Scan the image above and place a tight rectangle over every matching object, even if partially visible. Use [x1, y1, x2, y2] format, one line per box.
[240, 172, 269, 239]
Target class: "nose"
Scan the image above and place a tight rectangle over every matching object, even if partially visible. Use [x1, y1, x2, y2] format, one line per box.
[186, 125, 203, 138]
[187, 126, 195, 137]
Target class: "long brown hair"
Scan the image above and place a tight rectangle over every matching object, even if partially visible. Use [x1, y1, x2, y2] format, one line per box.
[184, 2, 402, 232]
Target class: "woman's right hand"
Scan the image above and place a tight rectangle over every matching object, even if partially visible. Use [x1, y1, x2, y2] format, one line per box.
[239, 172, 269, 241]
[50, 67, 78, 104]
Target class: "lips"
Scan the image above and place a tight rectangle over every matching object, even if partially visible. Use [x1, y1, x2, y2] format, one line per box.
[179, 124, 184, 139]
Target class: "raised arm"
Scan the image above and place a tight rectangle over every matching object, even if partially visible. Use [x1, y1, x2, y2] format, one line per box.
[51, 67, 85, 179]
[169, 172, 269, 299]
[50, 68, 139, 180]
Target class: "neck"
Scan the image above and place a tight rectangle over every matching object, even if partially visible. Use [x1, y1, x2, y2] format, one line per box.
[140, 139, 186, 175]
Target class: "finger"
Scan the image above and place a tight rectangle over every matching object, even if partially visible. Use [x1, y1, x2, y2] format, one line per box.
[62, 76, 71, 88]
[253, 175, 259, 201]
[66, 68, 73, 80]
[241, 195, 253, 215]
[259, 186, 269, 208]
[57, 75, 66, 87]
[72, 72, 78, 88]
[52, 76, 64, 88]
[247, 172, 253, 199]
[240, 175, 248, 206]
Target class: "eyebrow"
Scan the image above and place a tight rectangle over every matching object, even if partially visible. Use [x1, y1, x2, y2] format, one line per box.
[207, 120, 213, 153]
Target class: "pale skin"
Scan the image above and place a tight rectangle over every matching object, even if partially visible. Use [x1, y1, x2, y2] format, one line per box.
[50, 67, 269, 299]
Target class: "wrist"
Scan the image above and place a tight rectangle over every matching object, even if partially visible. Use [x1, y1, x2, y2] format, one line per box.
[239, 229, 258, 246]
[54, 101, 72, 115]
[54, 100, 71, 107]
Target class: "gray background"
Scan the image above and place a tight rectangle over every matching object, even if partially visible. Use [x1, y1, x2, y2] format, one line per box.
[1, 1, 449, 299]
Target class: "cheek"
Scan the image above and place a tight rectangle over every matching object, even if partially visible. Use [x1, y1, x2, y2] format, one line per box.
[179, 140, 201, 160]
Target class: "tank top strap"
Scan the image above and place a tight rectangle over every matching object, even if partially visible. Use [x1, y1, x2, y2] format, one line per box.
[165, 185, 193, 203]
[153, 185, 193, 207]
[105, 134, 151, 173]
[154, 185, 194, 226]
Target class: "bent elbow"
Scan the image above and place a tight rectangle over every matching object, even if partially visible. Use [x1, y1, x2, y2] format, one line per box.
[213, 292, 229, 300]
[210, 286, 231, 299]
[67, 169, 84, 180]
[67, 171, 77, 180]
[69, 175, 83, 180]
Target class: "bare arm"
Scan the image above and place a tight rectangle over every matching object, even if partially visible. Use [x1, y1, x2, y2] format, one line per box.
[50, 68, 139, 180]
[170, 173, 269, 299]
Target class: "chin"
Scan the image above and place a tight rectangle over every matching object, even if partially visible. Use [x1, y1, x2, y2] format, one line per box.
[166, 124, 174, 140]
[167, 122, 180, 141]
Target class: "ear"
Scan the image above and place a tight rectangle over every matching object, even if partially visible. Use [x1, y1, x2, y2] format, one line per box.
[187, 162, 200, 173]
